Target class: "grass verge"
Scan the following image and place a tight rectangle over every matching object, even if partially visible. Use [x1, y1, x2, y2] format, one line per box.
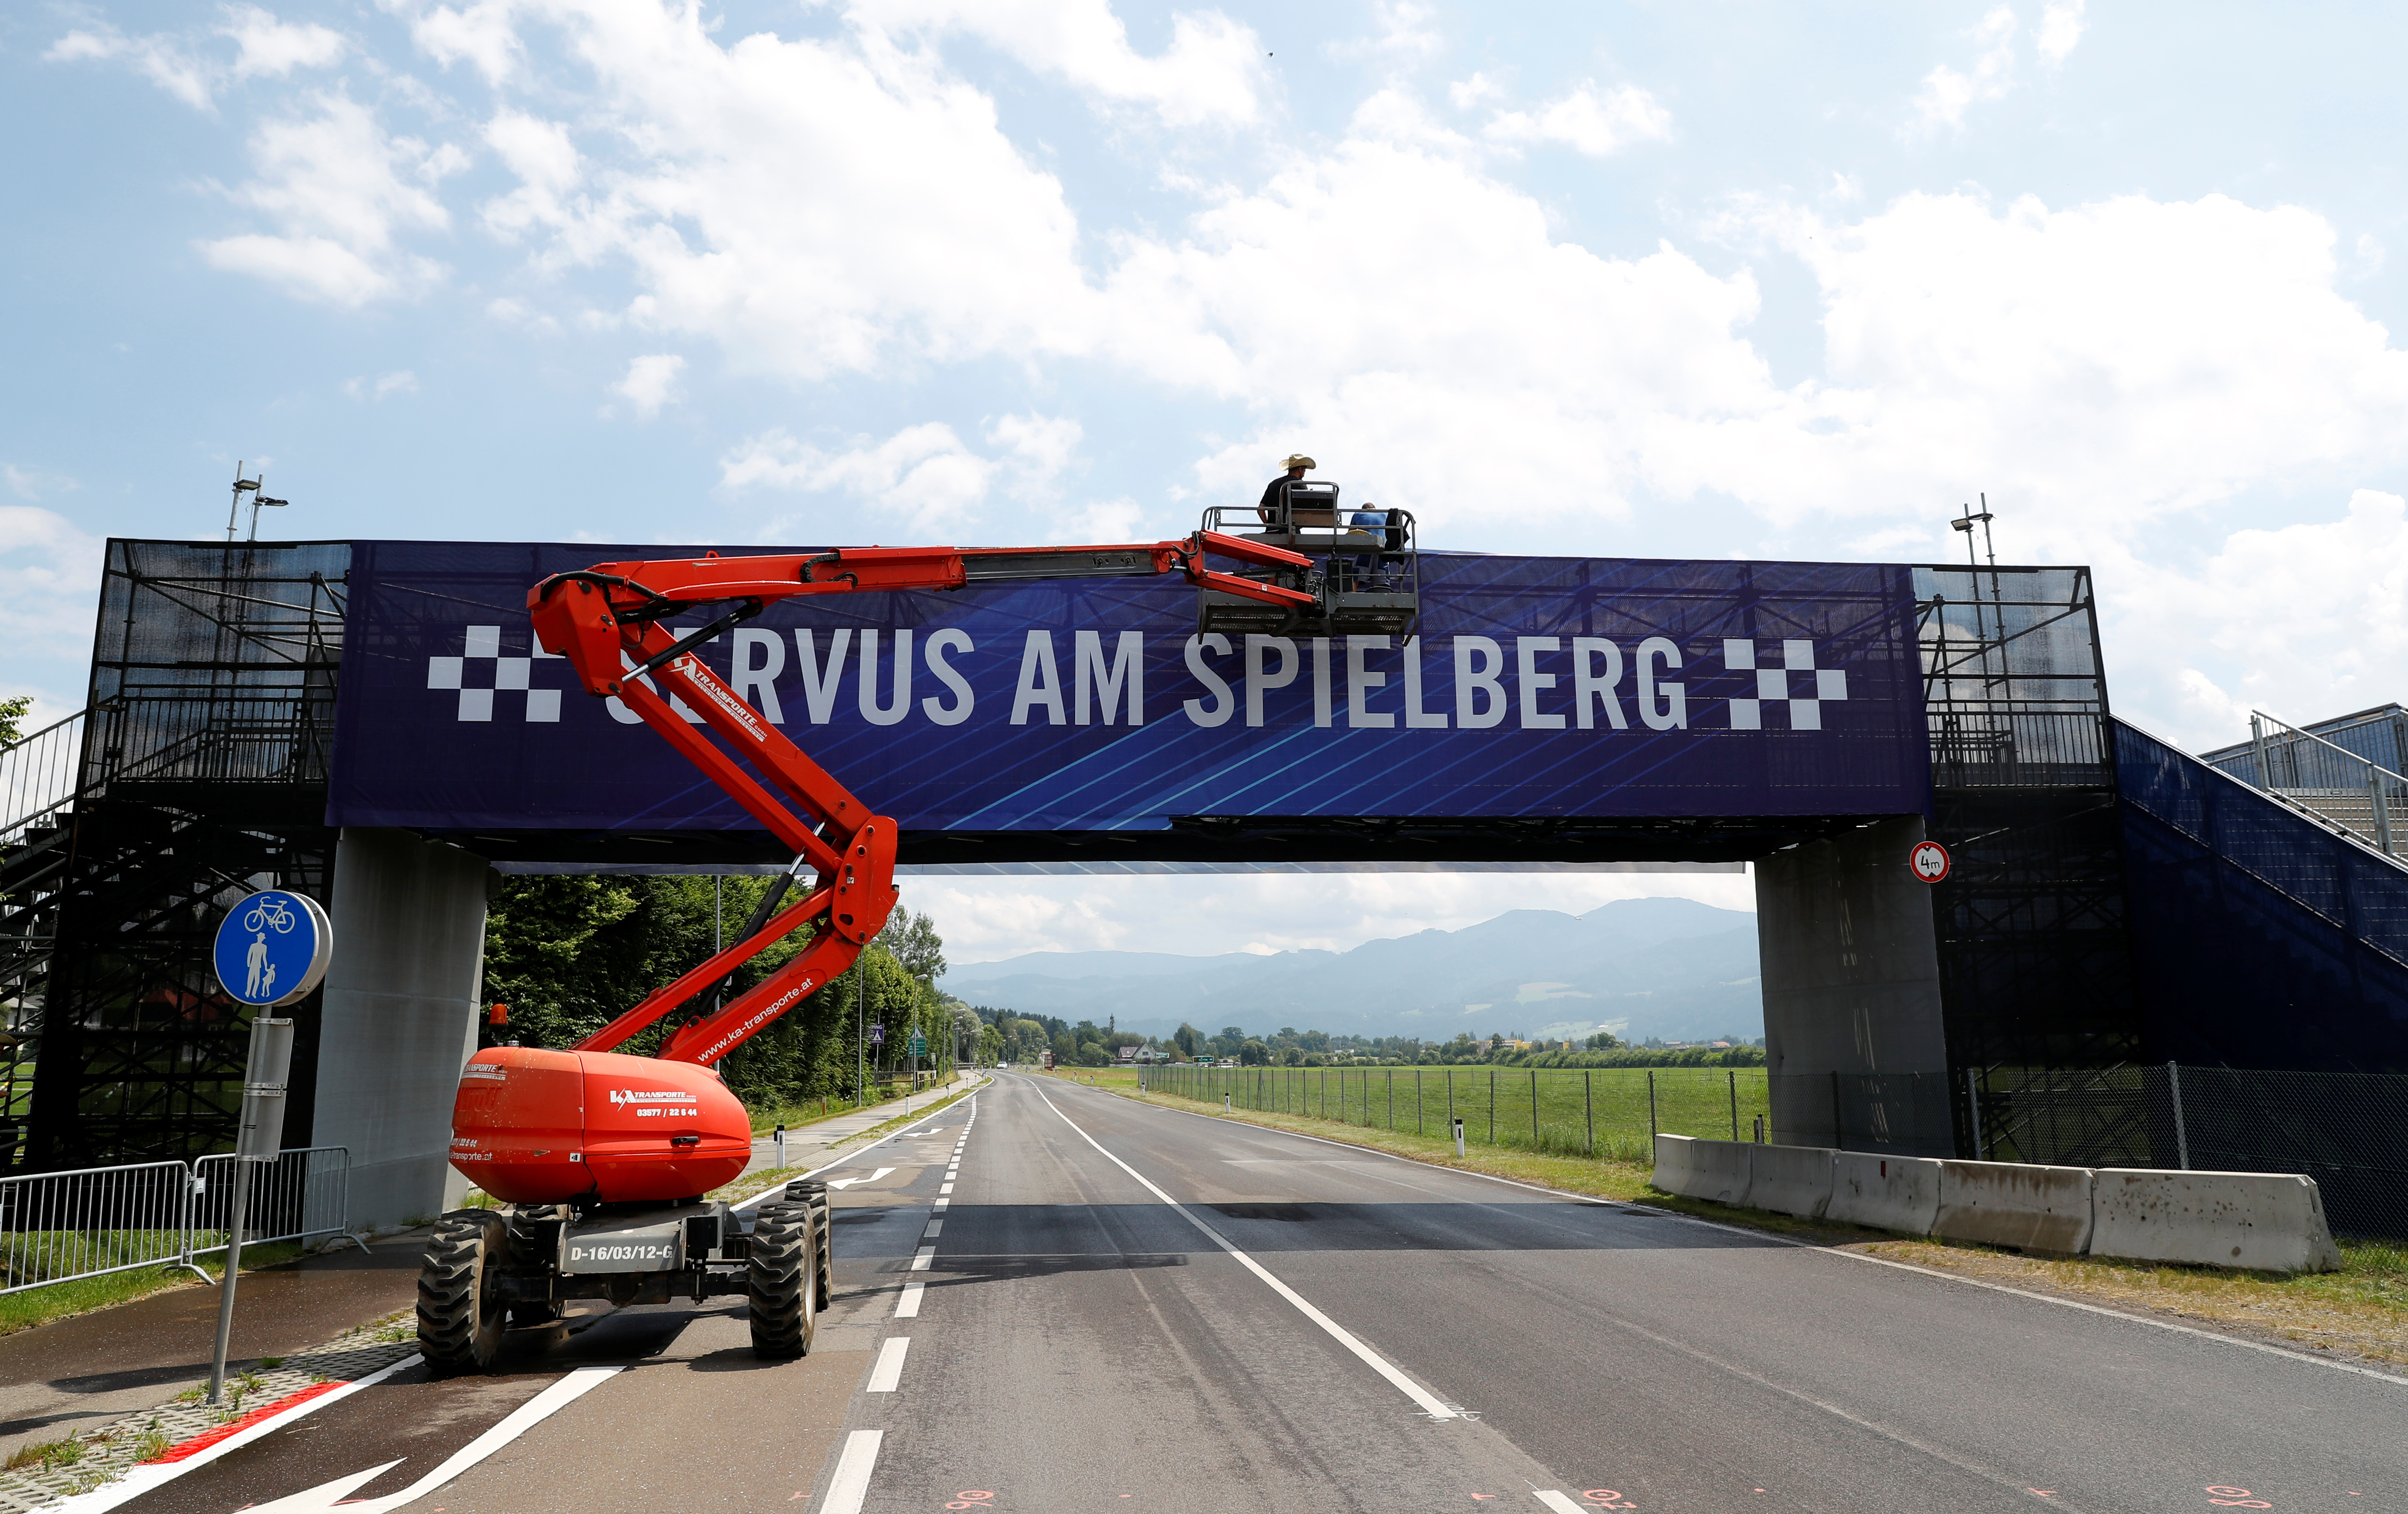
[748, 1071, 965, 1136]
[1109, 1082, 2408, 1371]
[0, 1241, 306, 1340]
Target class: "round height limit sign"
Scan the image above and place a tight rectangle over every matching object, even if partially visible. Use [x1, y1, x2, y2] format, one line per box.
[1909, 841, 1952, 883]
[212, 889, 334, 1007]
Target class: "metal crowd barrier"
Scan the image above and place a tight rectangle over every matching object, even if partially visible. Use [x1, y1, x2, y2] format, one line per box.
[0, 1146, 363, 1296]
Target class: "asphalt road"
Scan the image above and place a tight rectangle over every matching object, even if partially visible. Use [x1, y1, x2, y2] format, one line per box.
[107, 1072, 2405, 1514]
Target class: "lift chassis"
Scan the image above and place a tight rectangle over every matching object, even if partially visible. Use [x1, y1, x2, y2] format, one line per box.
[419, 514, 1415, 1372]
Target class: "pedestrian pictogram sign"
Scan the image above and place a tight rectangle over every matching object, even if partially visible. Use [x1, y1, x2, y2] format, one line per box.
[1909, 840, 1951, 883]
[212, 890, 334, 1007]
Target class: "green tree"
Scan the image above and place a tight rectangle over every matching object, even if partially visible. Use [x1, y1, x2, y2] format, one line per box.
[0, 695, 31, 747]
[1172, 1022, 1201, 1059]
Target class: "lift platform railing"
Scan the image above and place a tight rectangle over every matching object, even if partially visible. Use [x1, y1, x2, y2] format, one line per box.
[2208, 709, 2406, 857]
[1195, 493, 1419, 638]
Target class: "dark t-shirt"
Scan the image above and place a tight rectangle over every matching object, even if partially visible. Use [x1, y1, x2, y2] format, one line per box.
[1260, 474, 1303, 521]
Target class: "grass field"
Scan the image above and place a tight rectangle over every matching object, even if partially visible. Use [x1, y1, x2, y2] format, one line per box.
[1131, 1061, 1766, 1161]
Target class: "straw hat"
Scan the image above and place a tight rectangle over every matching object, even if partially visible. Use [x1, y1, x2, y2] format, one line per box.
[1280, 453, 1316, 471]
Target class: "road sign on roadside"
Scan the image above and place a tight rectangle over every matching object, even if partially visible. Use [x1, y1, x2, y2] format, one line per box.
[212, 890, 333, 1007]
[908, 1032, 927, 1057]
[1909, 840, 1951, 883]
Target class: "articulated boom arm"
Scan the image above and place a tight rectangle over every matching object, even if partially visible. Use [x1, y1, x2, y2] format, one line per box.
[529, 533, 1312, 1066]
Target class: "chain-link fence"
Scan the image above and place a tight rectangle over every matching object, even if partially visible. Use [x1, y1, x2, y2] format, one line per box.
[1769, 1071, 1958, 1156]
[1971, 1064, 2408, 1241]
[1143, 1063, 1768, 1162]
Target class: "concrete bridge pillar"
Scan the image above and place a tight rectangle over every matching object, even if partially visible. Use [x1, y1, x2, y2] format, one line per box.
[1754, 816, 1951, 1156]
[312, 828, 491, 1231]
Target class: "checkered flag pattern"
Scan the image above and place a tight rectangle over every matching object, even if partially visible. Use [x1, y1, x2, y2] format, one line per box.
[1723, 639, 1846, 731]
[427, 625, 562, 722]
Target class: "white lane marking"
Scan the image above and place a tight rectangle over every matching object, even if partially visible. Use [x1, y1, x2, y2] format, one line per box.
[896, 1278, 926, 1318]
[933, 1197, 950, 1211]
[1118, 1078, 2408, 1392]
[820, 1430, 884, 1514]
[823, 1167, 896, 1190]
[230, 1365, 623, 1513]
[939, 1183, 955, 1196]
[911, 1245, 935, 1270]
[1030, 1085, 1458, 1421]
[1534, 1494, 1588, 1513]
[53, 1353, 426, 1514]
[867, 1337, 910, 1392]
[732, 1083, 987, 1210]
[923, 1219, 943, 1238]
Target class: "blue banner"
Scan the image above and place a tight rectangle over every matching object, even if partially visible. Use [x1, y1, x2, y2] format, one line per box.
[327, 541, 1929, 832]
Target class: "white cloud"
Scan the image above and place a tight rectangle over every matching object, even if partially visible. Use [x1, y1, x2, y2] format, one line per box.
[610, 353, 685, 420]
[2035, 0, 2087, 67]
[343, 370, 419, 399]
[1688, 192, 2408, 539]
[722, 413, 1084, 532]
[0, 507, 105, 725]
[2126, 491, 2408, 749]
[849, 0, 1268, 128]
[200, 92, 461, 305]
[45, 5, 345, 110]
[454, 5, 1100, 379]
[1484, 81, 1673, 157]
[3, 466, 79, 502]
[1907, 5, 2017, 135]
[1447, 71, 1504, 110]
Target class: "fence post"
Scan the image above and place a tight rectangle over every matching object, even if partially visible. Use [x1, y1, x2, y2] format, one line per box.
[2370, 768, 2395, 855]
[1489, 1069, 1496, 1145]
[1531, 1068, 1539, 1148]
[1388, 1068, 1395, 1130]
[1967, 1067, 1984, 1159]
[1729, 1069, 1739, 1141]
[1417, 1070, 1424, 1135]
[1585, 1071, 1594, 1155]
[2167, 1060, 2191, 1170]
[1648, 1070, 1657, 1145]
[1447, 1070, 1454, 1139]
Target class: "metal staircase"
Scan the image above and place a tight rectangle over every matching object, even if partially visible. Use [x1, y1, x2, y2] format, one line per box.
[1, 540, 351, 1169]
[2204, 709, 2406, 864]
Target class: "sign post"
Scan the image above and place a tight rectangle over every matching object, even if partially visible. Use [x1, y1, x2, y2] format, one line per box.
[205, 890, 331, 1407]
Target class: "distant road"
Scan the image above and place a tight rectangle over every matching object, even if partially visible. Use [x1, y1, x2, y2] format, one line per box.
[118, 1073, 2402, 1513]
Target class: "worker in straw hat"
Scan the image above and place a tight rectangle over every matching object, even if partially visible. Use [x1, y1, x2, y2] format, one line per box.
[1259, 453, 1315, 526]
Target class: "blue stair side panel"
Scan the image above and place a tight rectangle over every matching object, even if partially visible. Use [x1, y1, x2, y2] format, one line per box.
[2112, 719, 2408, 1072]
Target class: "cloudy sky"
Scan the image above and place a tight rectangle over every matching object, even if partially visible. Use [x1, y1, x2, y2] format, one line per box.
[5, 0, 2406, 960]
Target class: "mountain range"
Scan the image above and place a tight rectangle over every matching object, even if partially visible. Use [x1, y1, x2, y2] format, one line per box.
[937, 897, 1764, 1044]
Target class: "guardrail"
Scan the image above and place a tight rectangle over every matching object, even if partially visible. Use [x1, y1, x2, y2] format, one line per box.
[0, 1146, 363, 1296]
[0, 708, 84, 848]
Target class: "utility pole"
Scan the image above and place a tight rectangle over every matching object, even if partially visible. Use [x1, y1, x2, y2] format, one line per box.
[225, 464, 260, 540]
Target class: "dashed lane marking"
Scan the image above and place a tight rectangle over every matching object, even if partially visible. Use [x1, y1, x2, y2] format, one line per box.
[911, 1246, 935, 1271]
[819, 1430, 884, 1514]
[896, 1279, 926, 1318]
[923, 1219, 943, 1238]
[867, 1337, 910, 1393]
[1030, 1085, 1460, 1421]
[1534, 1493, 1591, 1513]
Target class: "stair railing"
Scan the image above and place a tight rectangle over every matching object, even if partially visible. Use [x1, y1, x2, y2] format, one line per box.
[2241, 709, 2403, 857]
[0, 709, 86, 850]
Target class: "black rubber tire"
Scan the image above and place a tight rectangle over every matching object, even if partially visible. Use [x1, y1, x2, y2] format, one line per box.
[418, 1210, 508, 1375]
[786, 1180, 833, 1313]
[747, 1203, 815, 1359]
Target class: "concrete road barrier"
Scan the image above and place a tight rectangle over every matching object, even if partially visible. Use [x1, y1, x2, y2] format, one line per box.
[1749, 1143, 1834, 1220]
[1828, 1152, 1941, 1235]
[1652, 1135, 1751, 1206]
[1934, 1160, 2094, 1255]
[2091, 1169, 2344, 1273]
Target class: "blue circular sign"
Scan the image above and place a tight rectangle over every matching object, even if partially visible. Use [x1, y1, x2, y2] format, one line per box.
[212, 890, 333, 1008]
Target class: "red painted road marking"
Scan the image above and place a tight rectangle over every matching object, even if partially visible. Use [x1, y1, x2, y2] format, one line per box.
[147, 1381, 344, 1462]
[2206, 1492, 2271, 1510]
[945, 1493, 997, 1510]
[1581, 1492, 1636, 1510]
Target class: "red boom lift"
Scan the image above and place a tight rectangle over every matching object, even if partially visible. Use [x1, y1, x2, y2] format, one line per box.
[418, 525, 1384, 1371]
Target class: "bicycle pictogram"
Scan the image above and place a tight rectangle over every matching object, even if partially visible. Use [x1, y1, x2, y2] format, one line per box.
[243, 897, 296, 934]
